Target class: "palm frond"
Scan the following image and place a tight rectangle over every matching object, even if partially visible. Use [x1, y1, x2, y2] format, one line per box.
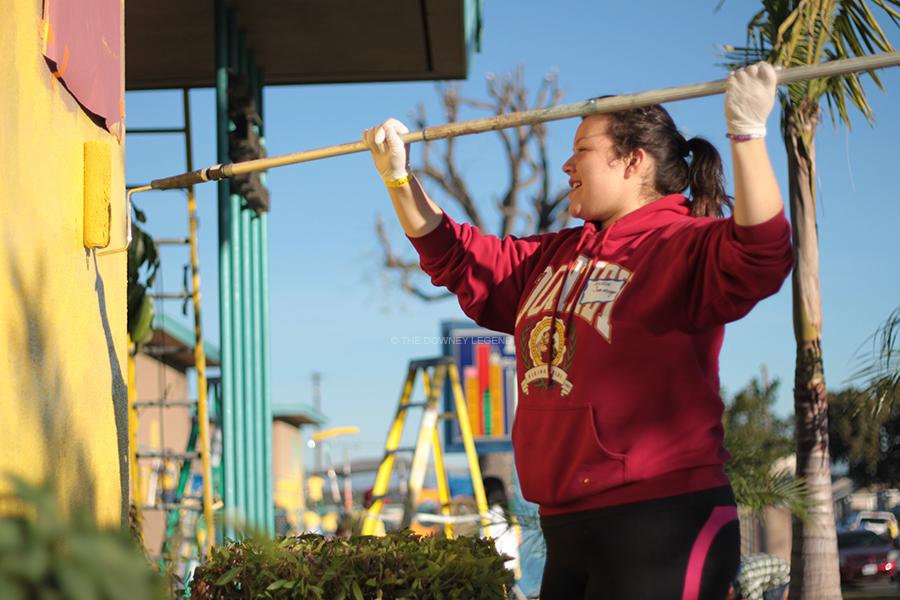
[730, 468, 811, 519]
[722, 0, 897, 129]
[849, 306, 900, 414]
[871, 0, 900, 21]
[720, 45, 772, 71]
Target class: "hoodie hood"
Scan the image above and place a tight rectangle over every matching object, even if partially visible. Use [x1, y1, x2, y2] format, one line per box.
[583, 194, 691, 254]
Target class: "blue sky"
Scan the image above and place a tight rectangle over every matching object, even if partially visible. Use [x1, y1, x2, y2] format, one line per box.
[126, 0, 900, 462]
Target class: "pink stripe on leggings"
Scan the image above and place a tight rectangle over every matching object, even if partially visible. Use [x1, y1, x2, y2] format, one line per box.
[681, 505, 738, 600]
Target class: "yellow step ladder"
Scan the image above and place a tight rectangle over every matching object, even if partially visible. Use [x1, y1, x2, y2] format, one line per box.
[362, 356, 490, 538]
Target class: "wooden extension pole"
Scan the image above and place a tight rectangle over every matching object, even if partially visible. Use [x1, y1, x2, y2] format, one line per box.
[149, 52, 900, 191]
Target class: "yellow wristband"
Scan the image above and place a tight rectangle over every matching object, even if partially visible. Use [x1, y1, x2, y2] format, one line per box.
[384, 174, 410, 188]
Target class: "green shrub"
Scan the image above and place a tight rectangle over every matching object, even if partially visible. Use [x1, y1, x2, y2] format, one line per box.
[191, 531, 514, 599]
[0, 476, 168, 600]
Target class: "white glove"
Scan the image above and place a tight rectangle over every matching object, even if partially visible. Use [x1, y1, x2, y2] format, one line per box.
[725, 62, 777, 137]
[362, 118, 410, 183]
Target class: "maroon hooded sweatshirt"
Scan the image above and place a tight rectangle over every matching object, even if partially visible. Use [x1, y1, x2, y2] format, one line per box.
[408, 194, 793, 515]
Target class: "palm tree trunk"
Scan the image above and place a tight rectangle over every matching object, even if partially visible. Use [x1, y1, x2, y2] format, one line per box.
[784, 109, 842, 600]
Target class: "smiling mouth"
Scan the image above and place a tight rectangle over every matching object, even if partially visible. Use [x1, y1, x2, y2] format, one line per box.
[570, 182, 582, 190]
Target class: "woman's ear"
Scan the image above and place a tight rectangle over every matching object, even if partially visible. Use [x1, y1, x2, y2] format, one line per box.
[623, 148, 648, 179]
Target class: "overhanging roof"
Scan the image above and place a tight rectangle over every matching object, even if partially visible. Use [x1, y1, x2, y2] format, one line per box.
[141, 313, 221, 372]
[272, 403, 327, 428]
[125, 0, 482, 90]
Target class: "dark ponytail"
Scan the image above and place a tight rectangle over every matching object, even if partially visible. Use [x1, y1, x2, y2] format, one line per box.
[685, 137, 731, 218]
[599, 104, 732, 218]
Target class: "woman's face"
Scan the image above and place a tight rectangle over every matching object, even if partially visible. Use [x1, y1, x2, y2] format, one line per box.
[562, 115, 642, 224]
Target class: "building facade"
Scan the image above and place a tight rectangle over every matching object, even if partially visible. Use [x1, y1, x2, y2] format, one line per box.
[1, 0, 128, 525]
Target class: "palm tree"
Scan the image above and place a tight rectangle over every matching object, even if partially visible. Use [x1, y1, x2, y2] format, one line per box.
[725, 1, 898, 597]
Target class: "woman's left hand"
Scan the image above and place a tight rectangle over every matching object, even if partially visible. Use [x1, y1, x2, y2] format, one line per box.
[724, 62, 778, 138]
[362, 118, 411, 183]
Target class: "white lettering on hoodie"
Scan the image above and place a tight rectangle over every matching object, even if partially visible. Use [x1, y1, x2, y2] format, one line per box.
[517, 257, 632, 343]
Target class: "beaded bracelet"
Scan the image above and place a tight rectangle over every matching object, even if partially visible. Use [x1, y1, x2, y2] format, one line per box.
[384, 174, 410, 188]
[726, 132, 765, 142]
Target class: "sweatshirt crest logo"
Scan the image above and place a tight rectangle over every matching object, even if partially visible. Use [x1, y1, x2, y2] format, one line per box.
[516, 257, 633, 344]
[520, 316, 576, 396]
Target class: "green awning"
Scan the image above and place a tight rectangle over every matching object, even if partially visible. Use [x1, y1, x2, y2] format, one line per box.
[272, 403, 327, 428]
[143, 313, 221, 372]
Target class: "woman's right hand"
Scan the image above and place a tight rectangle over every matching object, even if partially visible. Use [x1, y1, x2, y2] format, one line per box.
[362, 118, 411, 183]
[726, 62, 785, 228]
[724, 62, 777, 138]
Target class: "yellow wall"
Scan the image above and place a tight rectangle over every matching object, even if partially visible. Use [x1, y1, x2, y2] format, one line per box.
[0, 0, 127, 525]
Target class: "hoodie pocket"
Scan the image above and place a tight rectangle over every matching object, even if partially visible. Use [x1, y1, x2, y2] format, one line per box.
[513, 403, 628, 506]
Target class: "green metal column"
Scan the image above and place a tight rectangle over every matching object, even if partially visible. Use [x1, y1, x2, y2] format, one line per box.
[261, 210, 273, 534]
[250, 217, 263, 523]
[227, 7, 250, 533]
[235, 28, 258, 528]
[262, 235, 274, 530]
[254, 61, 274, 534]
[217, 1, 273, 537]
[214, 0, 236, 541]
[240, 210, 256, 524]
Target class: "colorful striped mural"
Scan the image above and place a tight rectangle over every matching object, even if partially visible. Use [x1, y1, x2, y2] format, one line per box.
[460, 341, 517, 439]
[442, 323, 517, 451]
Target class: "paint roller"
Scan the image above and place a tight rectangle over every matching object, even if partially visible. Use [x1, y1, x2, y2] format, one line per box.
[84, 140, 112, 249]
[133, 52, 899, 193]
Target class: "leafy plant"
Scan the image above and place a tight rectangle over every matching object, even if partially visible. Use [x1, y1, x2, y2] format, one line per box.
[0, 475, 168, 600]
[728, 466, 809, 520]
[723, 377, 810, 518]
[127, 204, 160, 347]
[191, 531, 514, 599]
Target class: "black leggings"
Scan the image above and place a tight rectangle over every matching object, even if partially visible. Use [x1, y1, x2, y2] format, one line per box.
[539, 486, 740, 600]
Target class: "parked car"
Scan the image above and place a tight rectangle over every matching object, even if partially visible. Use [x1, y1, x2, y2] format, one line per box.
[845, 511, 899, 538]
[837, 529, 898, 584]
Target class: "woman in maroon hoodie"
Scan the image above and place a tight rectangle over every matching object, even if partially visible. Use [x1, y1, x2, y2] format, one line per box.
[364, 63, 792, 600]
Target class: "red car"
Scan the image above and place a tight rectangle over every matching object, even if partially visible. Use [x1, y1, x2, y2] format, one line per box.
[838, 529, 898, 583]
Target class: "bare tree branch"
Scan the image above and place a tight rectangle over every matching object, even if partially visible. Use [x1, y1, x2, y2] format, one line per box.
[414, 93, 484, 229]
[375, 214, 418, 269]
[402, 280, 454, 302]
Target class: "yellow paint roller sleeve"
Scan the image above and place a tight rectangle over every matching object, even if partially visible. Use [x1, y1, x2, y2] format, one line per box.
[83, 140, 111, 248]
